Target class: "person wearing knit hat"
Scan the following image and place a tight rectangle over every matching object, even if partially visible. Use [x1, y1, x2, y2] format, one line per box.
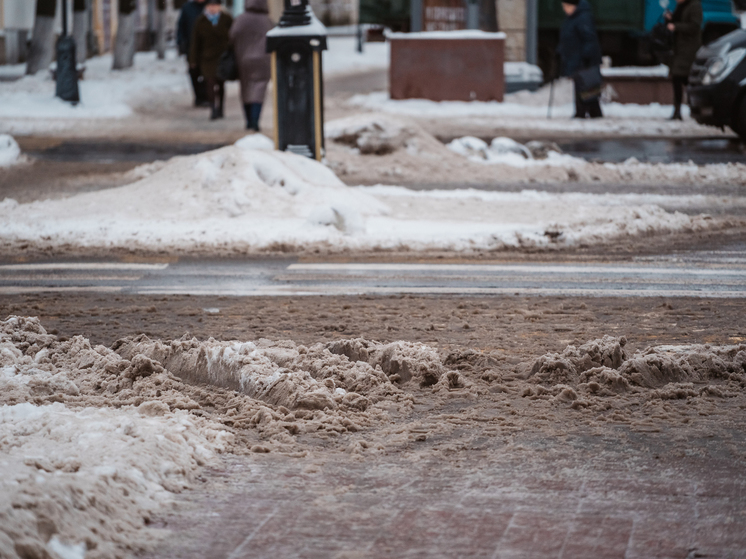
[190, 0, 233, 120]
[557, 0, 603, 118]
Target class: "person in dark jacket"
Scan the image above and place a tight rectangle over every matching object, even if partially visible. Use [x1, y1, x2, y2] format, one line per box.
[177, 0, 208, 107]
[557, 0, 603, 118]
[230, 0, 273, 131]
[665, 0, 702, 120]
[190, 0, 233, 120]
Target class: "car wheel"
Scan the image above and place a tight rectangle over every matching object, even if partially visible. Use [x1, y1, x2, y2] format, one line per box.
[736, 95, 746, 142]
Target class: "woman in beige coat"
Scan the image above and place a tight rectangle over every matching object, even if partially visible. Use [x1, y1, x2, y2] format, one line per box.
[230, 0, 273, 131]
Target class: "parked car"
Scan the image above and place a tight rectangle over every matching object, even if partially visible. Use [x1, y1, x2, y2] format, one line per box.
[688, 28, 746, 139]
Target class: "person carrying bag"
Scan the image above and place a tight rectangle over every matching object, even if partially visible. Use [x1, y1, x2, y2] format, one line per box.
[557, 0, 604, 118]
[230, 0, 273, 131]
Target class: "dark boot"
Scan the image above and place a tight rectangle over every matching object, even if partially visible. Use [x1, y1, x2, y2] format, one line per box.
[670, 109, 682, 121]
[249, 103, 262, 131]
[210, 106, 221, 120]
[243, 104, 253, 129]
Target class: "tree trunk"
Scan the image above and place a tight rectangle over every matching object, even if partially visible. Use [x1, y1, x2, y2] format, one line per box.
[113, 0, 138, 70]
[73, 0, 89, 64]
[156, 0, 167, 60]
[26, 0, 57, 75]
[480, 0, 498, 32]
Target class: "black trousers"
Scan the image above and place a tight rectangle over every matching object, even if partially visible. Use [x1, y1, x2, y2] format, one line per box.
[672, 75, 689, 113]
[574, 87, 603, 119]
[189, 66, 207, 105]
[205, 77, 225, 115]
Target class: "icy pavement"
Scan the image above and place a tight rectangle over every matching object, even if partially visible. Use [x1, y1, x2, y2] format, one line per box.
[2, 315, 745, 558]
[2, 259, 746, 298]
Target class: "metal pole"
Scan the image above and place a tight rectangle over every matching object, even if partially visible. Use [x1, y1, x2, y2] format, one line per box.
[466, 0, 479, 30]
[411, 0, 423, 32]
[526, 0, 538, 64]
[62, 0, 68, 36]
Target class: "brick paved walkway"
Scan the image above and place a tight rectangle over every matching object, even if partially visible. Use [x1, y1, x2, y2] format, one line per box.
[141, 429, 746, 559]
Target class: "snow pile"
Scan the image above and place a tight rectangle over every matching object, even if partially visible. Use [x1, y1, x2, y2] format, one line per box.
[446, 136, 582, 167]
[0, 142, 390, 253]
[326, 113, 441, 155]
[0, 134, 21, 167]
[1, 137, 741, 255]
[0, 316, 234, 559]
[325, 114, 746, 187]
[234, 133, 274, 151]
[528, 336, 746, 402]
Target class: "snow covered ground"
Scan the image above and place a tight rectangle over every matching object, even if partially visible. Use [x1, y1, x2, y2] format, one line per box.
[347, 79, 721, 137]
[0, 38, 387, 135]
[0, 316, 234, 559]
[0, 134, 22, 167]
[1, 133, 743, 257]
[0, 37, 719, 138]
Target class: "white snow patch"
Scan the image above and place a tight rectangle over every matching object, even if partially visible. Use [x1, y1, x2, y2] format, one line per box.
[0, 134, 21, 167]
[0, 143, 738, 254]
[235, 133, 275, 151]
[324, 36, 390, 77]
[602, 65, 670, 78]
[389, 30, 506, 40]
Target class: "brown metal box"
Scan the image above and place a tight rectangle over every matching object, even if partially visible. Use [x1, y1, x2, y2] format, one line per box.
[602, 72, 674, 105]
[389, 32, 506, 102]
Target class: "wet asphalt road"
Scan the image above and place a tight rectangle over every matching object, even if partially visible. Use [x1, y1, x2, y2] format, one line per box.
[2, 250, 746, 298]
[23, 136, 746, 167]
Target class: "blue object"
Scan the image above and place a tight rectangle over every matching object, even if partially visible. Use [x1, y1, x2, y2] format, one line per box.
[644, 0, 738, 31]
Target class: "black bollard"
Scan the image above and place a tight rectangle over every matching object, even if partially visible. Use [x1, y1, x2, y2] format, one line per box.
[56, 0, 80, 104]
[266, 0, 328, 161]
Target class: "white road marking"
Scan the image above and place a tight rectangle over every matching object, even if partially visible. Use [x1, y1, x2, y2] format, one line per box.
[0, 263, 169, 272]
[0, 286, 123, 294]
[135, 286, 746, 298]
[0, 274, 143, 281]
[287, 263, 746, 276]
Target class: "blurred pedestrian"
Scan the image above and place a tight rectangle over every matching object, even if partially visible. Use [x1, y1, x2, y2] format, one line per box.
[558, 0, 603, 118]
[190, 0, 233, 120]
[177, 0, 208, 107]
[665, 0, 702, 120]
[230, 0, 273, 131]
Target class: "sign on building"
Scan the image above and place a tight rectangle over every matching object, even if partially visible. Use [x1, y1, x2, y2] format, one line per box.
[423, 0, 466, 31]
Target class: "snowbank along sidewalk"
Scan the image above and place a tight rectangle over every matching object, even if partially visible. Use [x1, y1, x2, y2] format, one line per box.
[348, 79, 727, 138]
[0, 38, 388, 136]
[1, 127, 744, 257]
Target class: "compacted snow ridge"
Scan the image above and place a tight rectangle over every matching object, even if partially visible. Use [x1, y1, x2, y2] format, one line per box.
[1, 126, 743, 257]
[2, 315, 746, 557]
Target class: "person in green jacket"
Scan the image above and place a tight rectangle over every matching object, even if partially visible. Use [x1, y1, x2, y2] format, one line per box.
[665, 0, 702, 120]
[190, 0, 233, 120]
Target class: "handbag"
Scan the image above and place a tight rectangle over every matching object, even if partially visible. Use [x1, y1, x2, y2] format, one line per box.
[216, 49, 239, 82]
[649, 20, 674, 66]
[574, 65, 602, 102]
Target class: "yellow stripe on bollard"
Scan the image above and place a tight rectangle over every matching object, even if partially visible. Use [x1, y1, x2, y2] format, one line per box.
[313, 50, 323, 161]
